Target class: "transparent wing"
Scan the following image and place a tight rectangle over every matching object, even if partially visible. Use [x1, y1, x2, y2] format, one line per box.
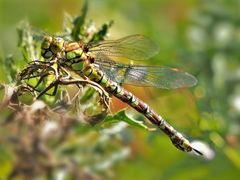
[88, 34, 159, 61]
[95, 61, 197, 89]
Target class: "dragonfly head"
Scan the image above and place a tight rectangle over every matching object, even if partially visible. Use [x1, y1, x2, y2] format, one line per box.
[41, 36, 64, 59]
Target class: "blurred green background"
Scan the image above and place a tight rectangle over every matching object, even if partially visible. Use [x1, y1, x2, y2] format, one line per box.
[0, 0, 240, 179]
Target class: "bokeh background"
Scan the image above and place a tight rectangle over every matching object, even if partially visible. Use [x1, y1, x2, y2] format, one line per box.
[0, 0, 240, 179]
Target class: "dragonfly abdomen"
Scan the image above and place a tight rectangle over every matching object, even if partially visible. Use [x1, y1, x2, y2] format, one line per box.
[83, 64, 201, 154]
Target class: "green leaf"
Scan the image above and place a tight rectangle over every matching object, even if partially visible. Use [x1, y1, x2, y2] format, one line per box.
[80, 87, 95, 104]
[89, 20, 114, 43]
[0, 146, 12, 179]
[17, 20, 41, 62]
[103, 110, 155, 131]
[63, 12, 73, 35]
[2, 55, 17, 82]
[71, 0, 88, 41]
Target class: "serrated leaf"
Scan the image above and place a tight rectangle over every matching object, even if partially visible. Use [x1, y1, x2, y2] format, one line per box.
[103, 110, 155, 131]
[71, 1, 88, 41]
[17, 20, 40, 62]
[63, 12, 73, 35]
[3, 55, 17, 82]
[89, 20, 114, 43]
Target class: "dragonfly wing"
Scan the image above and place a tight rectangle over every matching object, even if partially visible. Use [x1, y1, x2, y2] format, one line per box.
[93, 59, 125, 83]
[124, 65, 198, 89]
[96, 62, 197, 89]
[89, 34, 159, 61]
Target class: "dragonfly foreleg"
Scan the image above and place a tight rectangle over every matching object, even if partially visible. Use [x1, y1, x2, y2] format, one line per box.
[36, 79, 60, 99]
[59, 66, 72, 79]
[32, 72, 51, 89]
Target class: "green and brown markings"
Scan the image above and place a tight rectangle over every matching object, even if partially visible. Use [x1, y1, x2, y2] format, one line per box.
[21, 34, 202, 155]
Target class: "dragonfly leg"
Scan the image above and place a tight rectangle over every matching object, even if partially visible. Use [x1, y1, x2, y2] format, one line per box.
[35, 74, 50, 88]
[26, 60, 63, 99]
[19, 60, 55, 84]
[16, 84, 39, 99]
[59, 66, 72, 79]
[36, 79, 60, 99]
[28, 60, 52, 65]
[28, 72, 52, 90]
[20, 67, 58, 97]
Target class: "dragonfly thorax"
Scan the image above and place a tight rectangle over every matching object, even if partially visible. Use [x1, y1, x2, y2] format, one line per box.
[64, 41, 89, 63]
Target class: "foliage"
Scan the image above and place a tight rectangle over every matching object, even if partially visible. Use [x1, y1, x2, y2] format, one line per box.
[183, 0, 240, 169]
[0, 2, 153, 179]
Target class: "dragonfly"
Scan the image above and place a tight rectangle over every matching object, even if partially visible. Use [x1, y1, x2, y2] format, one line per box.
[20, 34, 202, 155]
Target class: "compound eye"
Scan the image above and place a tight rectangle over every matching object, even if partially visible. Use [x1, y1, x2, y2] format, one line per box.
[41, 36, 53, 50]
[41, 49, 53, 59]
[50, 37, 64, 54]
